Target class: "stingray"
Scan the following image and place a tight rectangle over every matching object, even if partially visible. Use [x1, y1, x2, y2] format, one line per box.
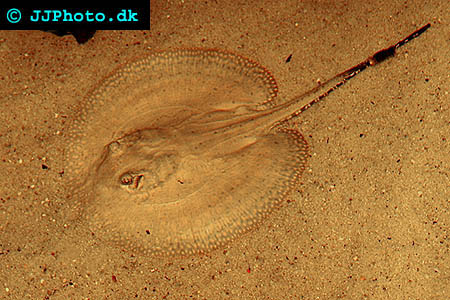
[65, 24, 429, 255]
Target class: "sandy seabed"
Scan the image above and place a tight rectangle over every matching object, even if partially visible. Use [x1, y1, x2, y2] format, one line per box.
[1, 1, 448, 299]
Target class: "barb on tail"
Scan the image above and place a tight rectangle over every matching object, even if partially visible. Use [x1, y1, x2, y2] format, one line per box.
[271, 23, 431, 128]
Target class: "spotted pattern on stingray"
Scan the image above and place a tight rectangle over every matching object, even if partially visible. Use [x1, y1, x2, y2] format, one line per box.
[64, 49, 310, 255]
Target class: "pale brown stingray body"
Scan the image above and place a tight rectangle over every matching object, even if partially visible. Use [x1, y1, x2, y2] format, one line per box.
[65, 25, 429, 255]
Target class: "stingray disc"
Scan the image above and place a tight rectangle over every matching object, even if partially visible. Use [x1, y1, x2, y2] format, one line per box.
[65, 49, 308, 255]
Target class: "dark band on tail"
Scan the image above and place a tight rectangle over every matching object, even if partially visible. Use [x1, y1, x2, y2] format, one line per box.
[270, 23, 430, 128]
[301, 23, 430, 115]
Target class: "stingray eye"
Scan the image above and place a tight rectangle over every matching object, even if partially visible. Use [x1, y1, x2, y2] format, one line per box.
[108, 141, 121, 153]
[119, 172, 144, 189]
[120, 173, 134, 185]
